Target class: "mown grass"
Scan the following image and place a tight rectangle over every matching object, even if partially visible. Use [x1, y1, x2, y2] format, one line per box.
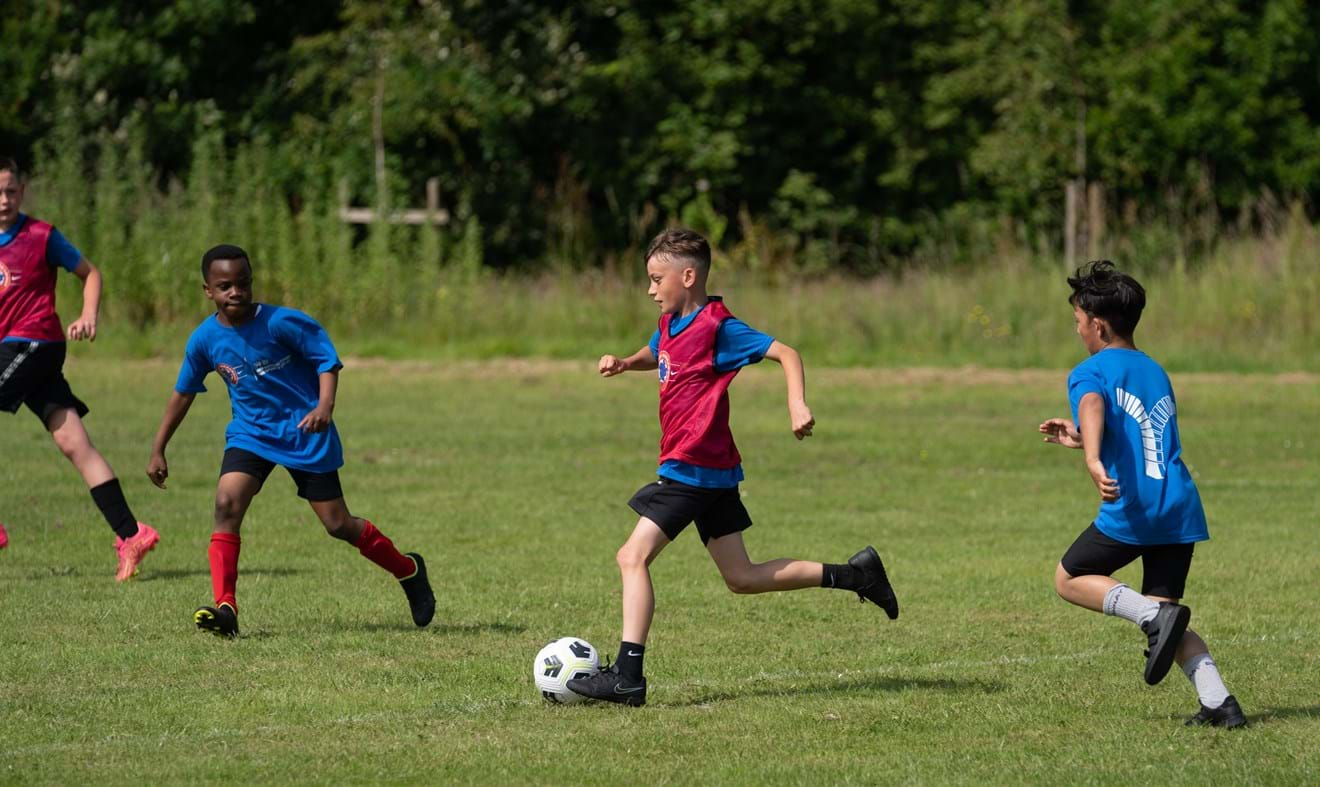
[1, 358, 1317, 784]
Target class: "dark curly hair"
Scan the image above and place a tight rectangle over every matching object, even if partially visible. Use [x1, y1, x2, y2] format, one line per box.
[1067, 260, 1146, 339]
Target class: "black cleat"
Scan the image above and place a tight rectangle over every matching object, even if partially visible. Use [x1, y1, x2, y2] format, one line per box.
[1186, 695, 1249, 729]
[1141, 602, 1191, 685]
[566, 665, 647, 706]
[194, 603, 239, 639]
[400, 553, 435, 627]
[848, 545, 899, 619]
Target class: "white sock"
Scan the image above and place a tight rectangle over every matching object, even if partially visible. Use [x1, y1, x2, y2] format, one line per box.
[1102, 584, 1160, 627]
[1182, 652, 1230, 709]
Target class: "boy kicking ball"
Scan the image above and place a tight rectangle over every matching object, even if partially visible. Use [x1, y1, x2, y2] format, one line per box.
[146, 244, 434, 637]
[1040, 260, 1246, 728]
[567, 228, 898, 707]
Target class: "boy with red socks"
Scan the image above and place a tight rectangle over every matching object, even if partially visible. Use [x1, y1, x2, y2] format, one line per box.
[147, 244, 433, 637]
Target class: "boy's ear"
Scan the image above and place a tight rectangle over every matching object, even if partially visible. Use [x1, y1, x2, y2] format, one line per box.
[681, 265, 698, 288]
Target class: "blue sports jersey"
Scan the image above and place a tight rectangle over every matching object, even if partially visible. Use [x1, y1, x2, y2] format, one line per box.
[175, 304, 345, 472]
[0, 214, 83, 344]
[647, 303, 774, 488]
[1068, 348, 1208, 545]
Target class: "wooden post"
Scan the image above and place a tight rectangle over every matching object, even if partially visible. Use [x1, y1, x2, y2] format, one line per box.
[1065, 179, 1079, 271]
[426, 177, 440, 222]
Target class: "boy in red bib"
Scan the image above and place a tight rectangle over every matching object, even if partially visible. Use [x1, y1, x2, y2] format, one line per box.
[568, 229, 899, 706]
[0, 157, 158, 578]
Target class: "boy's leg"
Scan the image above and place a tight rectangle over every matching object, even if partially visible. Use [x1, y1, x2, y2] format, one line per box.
[705, 532, 821, 593]
[195, 470, 261, 638]
[566, 517, 671, 706]
[45, 407, 159, 580]
[1057, 525, 1192, 685]
[1176, 629, 1246, 727]
[303, 480, 435, 628]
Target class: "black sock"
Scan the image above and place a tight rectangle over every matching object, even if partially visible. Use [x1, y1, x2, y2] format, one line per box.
[616, 641, 645, 681]
[821, 563, 859, 590]
[90, 479, 139, 539]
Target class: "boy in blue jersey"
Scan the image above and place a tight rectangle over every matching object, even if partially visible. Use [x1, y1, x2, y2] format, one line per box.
[0, 156, 159, 579]
[146, 244, 434, 637]
[1040, 260, 1246, 728]
[567, 228, 898, 707]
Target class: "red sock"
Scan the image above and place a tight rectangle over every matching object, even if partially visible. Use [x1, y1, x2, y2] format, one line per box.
[209, 532, 241, 611]
[353, 520, 416, 580]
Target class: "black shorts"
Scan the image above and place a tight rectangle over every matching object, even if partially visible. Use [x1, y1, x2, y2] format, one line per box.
[220, 447, 344, 502]
[628, 477, 753, 544]
[1060, 523, 1195, 599]
[0, 341, 89, 425]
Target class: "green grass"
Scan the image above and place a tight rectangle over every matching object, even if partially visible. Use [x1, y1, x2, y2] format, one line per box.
[2, 358, 1318, 784]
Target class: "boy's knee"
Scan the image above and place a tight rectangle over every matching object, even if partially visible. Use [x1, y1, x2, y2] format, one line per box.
[723, 573, 757, 594]
[616, 543, 647, 572]
[1053, 563, 1074, 598]
[321, 514, 357, 541]
[214, 492, 245, 524]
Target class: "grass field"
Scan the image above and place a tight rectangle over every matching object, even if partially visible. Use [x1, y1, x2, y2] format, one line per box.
[2, 358, 1318, 784]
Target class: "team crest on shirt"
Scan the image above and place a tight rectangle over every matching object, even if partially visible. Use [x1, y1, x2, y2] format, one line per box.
[657, 351, 675, 390]
[216, 363, 243, 386]
[0, 260, 11, 293]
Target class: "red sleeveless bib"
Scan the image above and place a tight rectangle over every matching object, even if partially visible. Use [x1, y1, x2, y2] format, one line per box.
[656, 298, 741, 469]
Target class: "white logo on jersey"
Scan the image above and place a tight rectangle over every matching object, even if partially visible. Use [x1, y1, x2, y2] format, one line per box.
[1115, 387, 1174, 480]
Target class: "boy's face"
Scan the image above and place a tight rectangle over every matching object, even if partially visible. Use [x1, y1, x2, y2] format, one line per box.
[1073, 304, 1108, 355]
[646, 254, 698, 314]
[0, 170, 25, 230]
[203, 257, 256, 323]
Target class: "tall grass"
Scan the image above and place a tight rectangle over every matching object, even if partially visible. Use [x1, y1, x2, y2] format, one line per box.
[24, 133, 1320, 372]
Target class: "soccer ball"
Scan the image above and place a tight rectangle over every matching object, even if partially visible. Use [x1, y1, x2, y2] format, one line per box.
[533, 637, 600, 704]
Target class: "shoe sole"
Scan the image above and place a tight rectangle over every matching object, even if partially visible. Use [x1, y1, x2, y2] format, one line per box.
[566, 683, 646, 707]
[1145, 604, 1191, 685]
[115, 530, 160, 582]
[194, 607, 238, 639]
[402, 553, 436, 627]
[851, 546, 899, 620]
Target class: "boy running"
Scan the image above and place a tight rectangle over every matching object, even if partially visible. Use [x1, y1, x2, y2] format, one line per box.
[1040, 260, 1247, 728]
[567, 228, 898, 706]
[146, 244, 434, 637]
[0, 157, 158, 579]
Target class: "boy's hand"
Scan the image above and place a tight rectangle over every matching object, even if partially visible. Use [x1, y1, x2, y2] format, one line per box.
[790, 401, 815, 439]
[146, 453, 169, 489]
[1087, 459, 1120, 502]
[66, 316, 97, 342]
[299, 404, 333, 433]
[599, 354, 627, 377]
[1039, 418, 1083, 449]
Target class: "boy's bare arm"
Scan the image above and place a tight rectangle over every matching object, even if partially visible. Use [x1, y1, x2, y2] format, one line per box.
[762, 340, 815, 439]
[1077, 392, 1119, 502]
[66, 259, 101, 342]
[146, 391, 197, 489]
[599, 346, 658, 377]
[299, 370, 338, 433]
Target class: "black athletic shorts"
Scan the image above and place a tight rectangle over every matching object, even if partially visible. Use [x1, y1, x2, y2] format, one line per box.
[0, 340, 88, 425]
[1060, 522, 1195, 599]
[628, 477, 753, 544]
[220, 447, 344, 502]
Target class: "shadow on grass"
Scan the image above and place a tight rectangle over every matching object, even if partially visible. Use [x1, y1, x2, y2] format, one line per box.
[1233, 705, 1320, 724]
[139, 567, 305, 582]
[317, 620, 528, 635]
[663, 674, 1004, 707]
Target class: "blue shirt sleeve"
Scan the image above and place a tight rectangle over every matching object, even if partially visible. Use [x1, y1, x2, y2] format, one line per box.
[648, 329, 661, 359]
[175, 330, 211, 394]
[45, 227, 83, 273]
[1067, 364, 1106, 428]
[270, 308, 343, 374]
[714, 318, 774, 372]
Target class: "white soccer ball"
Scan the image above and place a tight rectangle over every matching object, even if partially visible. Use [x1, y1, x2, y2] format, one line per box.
[533, 637, 600, 704]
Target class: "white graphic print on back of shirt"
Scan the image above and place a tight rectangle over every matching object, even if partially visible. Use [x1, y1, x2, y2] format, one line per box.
[1115, 387, 1174, 480]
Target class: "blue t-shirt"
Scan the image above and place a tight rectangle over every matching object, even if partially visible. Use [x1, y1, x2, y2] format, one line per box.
[175, 304, 345, 472]
[0, 213, 83, 344]
[647, 305, 775, 488]
[1068, 348, 1208, 545]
